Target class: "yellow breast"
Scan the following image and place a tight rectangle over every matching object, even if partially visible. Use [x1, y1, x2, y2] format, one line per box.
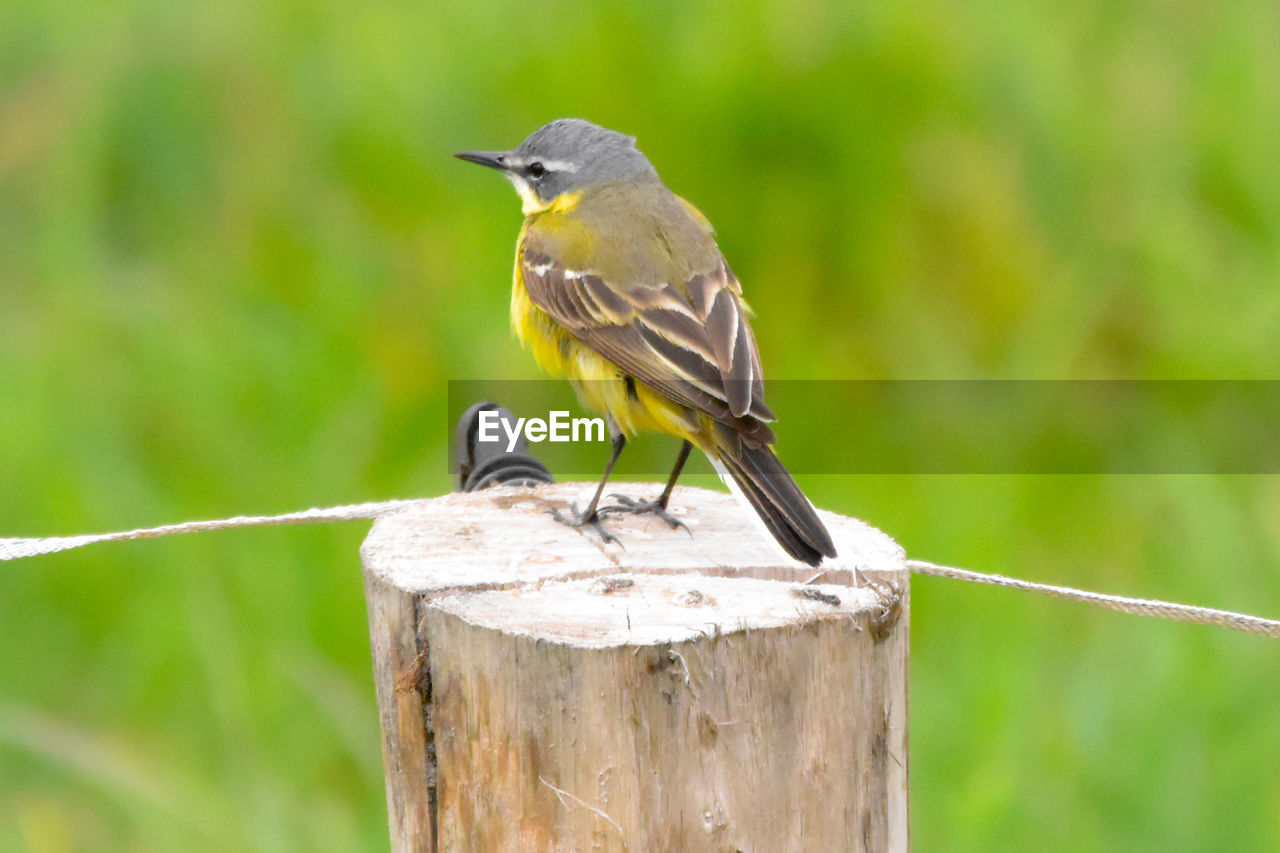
[508, 230, 704, 444]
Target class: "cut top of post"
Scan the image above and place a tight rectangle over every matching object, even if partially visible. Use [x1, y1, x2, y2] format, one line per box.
[361, 482, 904, 597]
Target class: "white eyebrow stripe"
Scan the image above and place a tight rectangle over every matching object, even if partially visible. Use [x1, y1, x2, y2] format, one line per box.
[540, 158, 579, 173]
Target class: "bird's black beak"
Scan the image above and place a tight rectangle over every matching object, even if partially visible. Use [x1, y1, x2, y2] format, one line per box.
[454, 150, 511, 171]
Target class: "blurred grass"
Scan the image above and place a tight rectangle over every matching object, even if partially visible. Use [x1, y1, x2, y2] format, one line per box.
[2, 0, 1279, 849]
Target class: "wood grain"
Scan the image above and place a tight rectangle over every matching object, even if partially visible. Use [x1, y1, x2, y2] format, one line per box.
[361, 482, 908, 852]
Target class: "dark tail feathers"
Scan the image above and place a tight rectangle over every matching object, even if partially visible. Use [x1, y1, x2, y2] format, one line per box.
[714, 433, 837, 567]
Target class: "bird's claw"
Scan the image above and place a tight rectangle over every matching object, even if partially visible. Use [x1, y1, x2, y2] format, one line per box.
[549, 503, 621, 547]
[599, 494, 692, 536]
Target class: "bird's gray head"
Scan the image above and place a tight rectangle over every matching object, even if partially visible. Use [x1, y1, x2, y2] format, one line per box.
[456, 119, 657, 214]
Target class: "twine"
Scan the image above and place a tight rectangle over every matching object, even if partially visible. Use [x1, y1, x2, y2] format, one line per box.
[907, 559, 1280, 639]
[0, 501, 422, 561]
[2, 500, 1276, 639]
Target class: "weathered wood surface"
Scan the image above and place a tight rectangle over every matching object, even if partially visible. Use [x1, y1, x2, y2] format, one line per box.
[362, 482, 908, 852]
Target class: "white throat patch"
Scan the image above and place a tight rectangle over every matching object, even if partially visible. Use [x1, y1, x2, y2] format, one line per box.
[505, 174, 544, 216]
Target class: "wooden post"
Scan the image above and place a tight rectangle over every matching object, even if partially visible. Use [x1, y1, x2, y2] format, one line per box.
[362, 483, 908, 852]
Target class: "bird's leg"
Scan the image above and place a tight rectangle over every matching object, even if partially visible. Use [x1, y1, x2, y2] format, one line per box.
[654, 440, 693, 509]
[549, 428, 625, 545]
[600, 440, 693, 533]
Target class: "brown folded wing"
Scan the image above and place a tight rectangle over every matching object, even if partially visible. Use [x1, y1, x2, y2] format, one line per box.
[520, 243, 776, 442]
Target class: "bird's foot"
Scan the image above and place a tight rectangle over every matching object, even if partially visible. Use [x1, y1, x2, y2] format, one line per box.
[599, 494, 692, 535]
[549, 503, 621, 547]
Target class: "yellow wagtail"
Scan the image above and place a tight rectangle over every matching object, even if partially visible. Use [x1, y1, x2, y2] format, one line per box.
[457, 119, 836, 566]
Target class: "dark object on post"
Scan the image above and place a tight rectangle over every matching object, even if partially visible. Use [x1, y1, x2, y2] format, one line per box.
[454, 402, 555, 492]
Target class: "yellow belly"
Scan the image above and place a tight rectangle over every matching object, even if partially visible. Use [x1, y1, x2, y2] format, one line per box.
[510, 265, 705, 445]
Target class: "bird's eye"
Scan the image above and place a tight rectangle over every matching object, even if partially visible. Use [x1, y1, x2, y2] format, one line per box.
[526, 161, 547, 179]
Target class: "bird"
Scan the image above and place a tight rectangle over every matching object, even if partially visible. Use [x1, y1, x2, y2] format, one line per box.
[456, 119, 836, 566]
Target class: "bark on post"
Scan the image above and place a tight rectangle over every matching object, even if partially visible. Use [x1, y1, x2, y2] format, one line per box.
[362, 483, 908, 852]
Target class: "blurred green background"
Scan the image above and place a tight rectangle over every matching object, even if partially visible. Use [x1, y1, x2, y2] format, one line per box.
[2, 0, 1278, 849]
